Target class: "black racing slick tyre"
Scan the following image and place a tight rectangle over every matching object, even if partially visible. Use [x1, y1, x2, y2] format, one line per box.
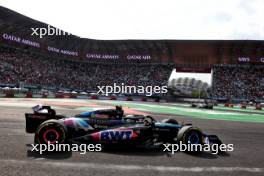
[177, 126, 203, 145]
[181, 129, 203, 145]
[35, 120, 67, 144]
[177, 126, 203, 153]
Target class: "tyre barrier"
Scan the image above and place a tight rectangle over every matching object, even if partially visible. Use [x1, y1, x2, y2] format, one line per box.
[155, 98, 160, 102]
[141, 97, 147, 101]
[55, 93, 64, 98]
[225, 103, 234, 108]
[109, 96, 117, 100]
[55, 93, 77, 98]
[240, 104, 247, 109]
[255, 104, 262, 110]
[70, 94, 77, 98]
[42, 93, 48, 98]
[90, 95, 98, 99]
[5, 91, 14, 98]
[26, 92, 33, 98]
[229, 104, 234, 108]
[126, 97, 133, 101]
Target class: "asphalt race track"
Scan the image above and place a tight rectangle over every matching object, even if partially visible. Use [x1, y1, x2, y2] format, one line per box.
[0, 98, 264, 176]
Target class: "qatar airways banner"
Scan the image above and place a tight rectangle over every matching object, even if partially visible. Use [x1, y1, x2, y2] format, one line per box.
[238, 57, 264, 64]
[127, 55, 151, 60]
[85, 53, 152, 60]
[86, 53, 119, 60]
[2, 33, 153, 61]
[47, 46, 78, 57]
[2, 33, 40, 48]
[2, 33, 78, 56]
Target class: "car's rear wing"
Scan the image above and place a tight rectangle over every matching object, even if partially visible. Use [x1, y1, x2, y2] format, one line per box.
[25, 105, 64, 133]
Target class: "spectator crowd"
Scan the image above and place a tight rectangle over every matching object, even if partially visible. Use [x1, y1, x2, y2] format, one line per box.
[2, 46, 264, 100]
[213, 65, 264, 100]
[0, 46, 172, 92]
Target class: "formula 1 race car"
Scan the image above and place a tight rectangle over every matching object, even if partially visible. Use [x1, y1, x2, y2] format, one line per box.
[191, 99, 214, 109]
[191, 102, 214, 109]
[25, 105, 222, 148]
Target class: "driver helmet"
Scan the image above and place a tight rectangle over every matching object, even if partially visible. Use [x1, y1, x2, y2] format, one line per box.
[115, 106, 124, 119]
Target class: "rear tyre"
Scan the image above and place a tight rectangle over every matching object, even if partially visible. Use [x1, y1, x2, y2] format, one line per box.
[35, 120, 67, 144]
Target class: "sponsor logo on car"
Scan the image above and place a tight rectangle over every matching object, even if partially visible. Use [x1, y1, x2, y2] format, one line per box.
[100, 130, 133, 140]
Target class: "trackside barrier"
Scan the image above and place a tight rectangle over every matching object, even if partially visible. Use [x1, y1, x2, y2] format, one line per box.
[15, 93, 25, 98]
[1, 92, 167, 103]
[32, 94, 43, 98]
[0, 93, 5, 98]
[47, 94, 55, 98]
[76, 95, 89, 99]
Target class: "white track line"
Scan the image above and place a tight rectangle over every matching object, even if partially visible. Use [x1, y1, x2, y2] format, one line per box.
[1, 159, 263, 173]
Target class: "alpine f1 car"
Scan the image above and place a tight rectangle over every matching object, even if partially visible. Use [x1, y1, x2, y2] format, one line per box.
[25, 105, 222, 148]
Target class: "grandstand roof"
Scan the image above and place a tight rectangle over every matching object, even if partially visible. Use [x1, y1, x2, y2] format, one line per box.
[1, 6, 264, 67]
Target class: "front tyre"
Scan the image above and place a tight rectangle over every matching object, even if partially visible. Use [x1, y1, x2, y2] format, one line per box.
[182, 129, 202, 145]
[35, 120, 67, 144]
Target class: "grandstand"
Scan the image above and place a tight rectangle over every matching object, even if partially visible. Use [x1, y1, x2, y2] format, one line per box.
[212, 65, 264, 101]
[0, 6, 264, 102]
[0, 46, 172, 92]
